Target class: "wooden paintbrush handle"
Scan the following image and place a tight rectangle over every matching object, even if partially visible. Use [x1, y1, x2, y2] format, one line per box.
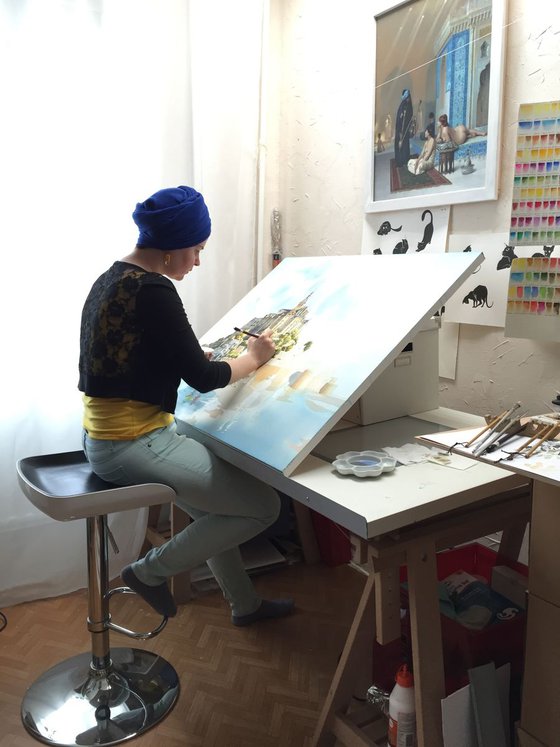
[525, 424, 558, 458]
[466, 411, 507, 446]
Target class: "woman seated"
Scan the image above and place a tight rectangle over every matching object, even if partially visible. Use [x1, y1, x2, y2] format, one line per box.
[436, 114, 486, 149]
[407, 127, 436, 175]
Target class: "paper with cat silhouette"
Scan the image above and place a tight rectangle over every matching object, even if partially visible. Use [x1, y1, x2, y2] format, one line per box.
[445, 234, 559, 328]
[174, 254, 481, 475]
[444, 234, 510, 327]
[362, 206, 449, 256]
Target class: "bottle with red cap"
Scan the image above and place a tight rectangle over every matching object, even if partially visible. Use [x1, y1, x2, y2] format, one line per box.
[387, 664, 416, 747]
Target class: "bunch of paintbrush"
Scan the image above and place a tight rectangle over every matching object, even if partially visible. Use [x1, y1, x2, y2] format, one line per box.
[485, 418, 530, 453]
[465, 402, 526, 456]
[511, 413, 560, 458]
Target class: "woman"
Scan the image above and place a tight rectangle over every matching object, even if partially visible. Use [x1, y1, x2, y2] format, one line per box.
[436, 114, 486, 148]
[79, 185, 293, 626]
[407, 127, 436, 175]
[394, 89, 414, 167]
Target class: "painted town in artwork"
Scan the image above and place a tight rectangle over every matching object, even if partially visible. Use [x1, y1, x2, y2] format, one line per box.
[175, 255, 480, 474]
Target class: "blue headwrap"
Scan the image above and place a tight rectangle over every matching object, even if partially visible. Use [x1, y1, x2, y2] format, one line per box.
[132, 185, 211, 250]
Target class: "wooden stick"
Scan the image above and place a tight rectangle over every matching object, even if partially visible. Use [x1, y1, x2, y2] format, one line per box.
[465, 411, 507, 446]
[524, 424, 560, 458]
[472, 403, 523, 456]
[517, 424, 549, 453]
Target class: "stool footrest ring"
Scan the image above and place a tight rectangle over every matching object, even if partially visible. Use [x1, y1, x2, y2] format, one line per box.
[105, 586, 168, 639]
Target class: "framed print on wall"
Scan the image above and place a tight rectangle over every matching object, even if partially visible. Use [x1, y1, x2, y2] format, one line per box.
[365, 0, 507, 213]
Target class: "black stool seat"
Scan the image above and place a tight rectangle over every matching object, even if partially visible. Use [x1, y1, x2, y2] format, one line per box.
[17, 450, 175, 521]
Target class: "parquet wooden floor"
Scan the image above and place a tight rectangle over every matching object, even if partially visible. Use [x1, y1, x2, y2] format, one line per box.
[0, 563, 367, 747]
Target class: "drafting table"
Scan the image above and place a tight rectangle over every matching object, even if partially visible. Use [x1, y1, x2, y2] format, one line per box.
[417, 423, 560, 747]
[176, 407, 531, 747]
[173, 251, 528, 744]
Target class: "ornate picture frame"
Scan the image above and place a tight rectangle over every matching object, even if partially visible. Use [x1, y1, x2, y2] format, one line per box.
[366, 0, 507, 213]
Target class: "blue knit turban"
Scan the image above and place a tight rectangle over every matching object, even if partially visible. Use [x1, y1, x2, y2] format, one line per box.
[133, 185, 211, 250]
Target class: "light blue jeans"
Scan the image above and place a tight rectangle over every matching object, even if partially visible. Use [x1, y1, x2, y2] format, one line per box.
[83, 423, 280, 616]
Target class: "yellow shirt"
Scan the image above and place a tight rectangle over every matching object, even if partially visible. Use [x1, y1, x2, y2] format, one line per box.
[83, 396, 174, 440]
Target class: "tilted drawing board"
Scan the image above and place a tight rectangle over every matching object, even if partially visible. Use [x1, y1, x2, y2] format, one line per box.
[174, 253, 482, 475]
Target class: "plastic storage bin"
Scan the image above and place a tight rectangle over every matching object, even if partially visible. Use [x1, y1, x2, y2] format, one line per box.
[309, 510, 351, 566]
[372, 543, 527, 696]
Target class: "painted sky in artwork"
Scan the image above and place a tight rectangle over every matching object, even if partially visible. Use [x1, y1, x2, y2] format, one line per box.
[175, 254, 481, 474]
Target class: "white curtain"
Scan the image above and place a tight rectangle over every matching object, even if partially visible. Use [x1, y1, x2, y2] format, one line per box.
[0, 0, 268, 608]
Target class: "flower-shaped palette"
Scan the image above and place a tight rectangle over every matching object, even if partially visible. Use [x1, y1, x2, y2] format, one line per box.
[332, 450, 397, 478]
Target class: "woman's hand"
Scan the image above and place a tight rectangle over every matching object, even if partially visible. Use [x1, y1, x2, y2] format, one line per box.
[246, 328, 275, 367]
[226, 328, 276, 383]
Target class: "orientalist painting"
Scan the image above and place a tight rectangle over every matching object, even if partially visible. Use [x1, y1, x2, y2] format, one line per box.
[366, 0, 506, 213]
[174, 254, 481, 475]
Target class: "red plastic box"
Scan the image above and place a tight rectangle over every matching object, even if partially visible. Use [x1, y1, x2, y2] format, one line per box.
[372, 543, 527, 695]
[309, 510, 351, 566]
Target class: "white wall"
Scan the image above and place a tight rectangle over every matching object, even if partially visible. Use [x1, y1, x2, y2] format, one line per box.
[267, 0, 560, 417]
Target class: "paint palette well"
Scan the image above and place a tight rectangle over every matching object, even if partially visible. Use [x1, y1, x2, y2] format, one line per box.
[332, 451, 397, 478]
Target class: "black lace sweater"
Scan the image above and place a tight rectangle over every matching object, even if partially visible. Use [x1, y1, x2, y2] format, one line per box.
[78, 261, 231, 414]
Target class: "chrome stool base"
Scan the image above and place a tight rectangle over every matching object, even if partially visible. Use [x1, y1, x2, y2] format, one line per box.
[21, 648, 179, 746]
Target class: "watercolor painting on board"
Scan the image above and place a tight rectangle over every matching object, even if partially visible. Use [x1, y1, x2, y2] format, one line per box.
[174, 254, 481, 475]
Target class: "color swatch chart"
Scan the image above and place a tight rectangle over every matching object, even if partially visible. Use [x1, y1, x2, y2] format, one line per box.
[505, 257, 560, 343]
[509, 101, 560, 246]
[507, 257, 560, 317]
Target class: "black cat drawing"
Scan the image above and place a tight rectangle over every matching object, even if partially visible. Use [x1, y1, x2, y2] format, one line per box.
[393, 238, 409, 254]
[532, 245, 555, 258]
[377, 220, 402, 236]
[463, 245, 481, 272]
[416, 209, 433, 252]
[496, 244, 517, 270]
[462, 285, 493, 308]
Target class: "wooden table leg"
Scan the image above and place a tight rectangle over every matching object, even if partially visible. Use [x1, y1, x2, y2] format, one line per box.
[292, 500, 321, 564]
[375, 566, 401, 645]
[520, 480, 560, 746]
[406, 538, 445, 747]
[312, 570, 377, 746]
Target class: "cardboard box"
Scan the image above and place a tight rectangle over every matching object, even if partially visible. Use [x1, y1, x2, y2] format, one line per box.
[345, 320, 439, 425]
[492, 565, 528, 609]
